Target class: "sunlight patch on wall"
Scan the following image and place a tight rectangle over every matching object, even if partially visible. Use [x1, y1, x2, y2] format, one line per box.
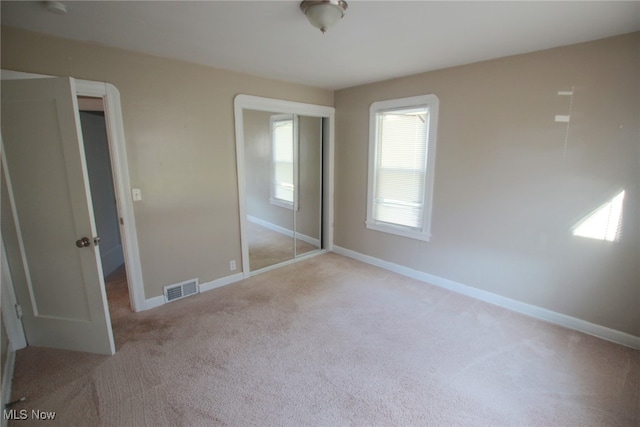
[573, 190, 625, 242]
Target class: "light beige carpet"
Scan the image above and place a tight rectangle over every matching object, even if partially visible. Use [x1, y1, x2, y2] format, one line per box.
[8, 253, 640, 426]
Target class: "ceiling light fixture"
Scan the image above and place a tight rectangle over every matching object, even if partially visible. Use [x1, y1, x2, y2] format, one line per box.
[300, 0, 348, 34]
[44, 1, 67, 15]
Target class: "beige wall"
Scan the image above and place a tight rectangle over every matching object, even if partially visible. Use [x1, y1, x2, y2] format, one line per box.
[0, 26, 332, 299]
[334, 32, 640, 336]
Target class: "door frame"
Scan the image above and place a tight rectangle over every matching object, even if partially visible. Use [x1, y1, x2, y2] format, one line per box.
[74, 80, 145, 312]
[1, 70, 145, 313]
[234, 94, 335, 278]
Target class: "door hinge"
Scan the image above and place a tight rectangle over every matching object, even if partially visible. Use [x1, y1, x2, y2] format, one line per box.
[15, 304, 23, 320]
[120, 217, 124, 225]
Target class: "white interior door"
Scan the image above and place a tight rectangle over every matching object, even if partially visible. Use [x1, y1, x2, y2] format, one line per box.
[1, 77, 115, 355]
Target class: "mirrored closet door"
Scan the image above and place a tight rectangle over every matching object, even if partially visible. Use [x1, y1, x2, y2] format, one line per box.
[235, 95, 332, 276]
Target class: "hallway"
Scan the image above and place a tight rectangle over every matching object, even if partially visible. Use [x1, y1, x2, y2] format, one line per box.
[104, 265, 132, 350]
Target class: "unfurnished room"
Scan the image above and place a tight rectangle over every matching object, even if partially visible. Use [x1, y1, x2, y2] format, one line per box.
[0, 1, 638, 426]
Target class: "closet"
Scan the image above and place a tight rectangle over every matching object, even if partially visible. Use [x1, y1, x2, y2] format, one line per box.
[234, 95, 334, 275]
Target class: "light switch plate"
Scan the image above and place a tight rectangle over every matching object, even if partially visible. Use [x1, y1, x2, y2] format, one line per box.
[132, 188, 142, 201]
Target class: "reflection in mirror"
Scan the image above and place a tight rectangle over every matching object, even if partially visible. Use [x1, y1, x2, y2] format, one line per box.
[242, 110, 322, 271]
[296, 115, 322, 257]
[243, 109, 295, 270]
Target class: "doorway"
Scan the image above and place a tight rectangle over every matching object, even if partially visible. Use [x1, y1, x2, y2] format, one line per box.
[1, 72, 145, 355]
[78, 98, 132, 331]
[74, 80, 145, 317]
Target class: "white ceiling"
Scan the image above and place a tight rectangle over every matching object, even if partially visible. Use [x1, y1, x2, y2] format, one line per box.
[2, 1, 639, 90]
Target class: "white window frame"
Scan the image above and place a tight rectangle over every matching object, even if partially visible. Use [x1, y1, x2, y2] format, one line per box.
[269, 114, 299, 210]
[366, 94, 439, 241]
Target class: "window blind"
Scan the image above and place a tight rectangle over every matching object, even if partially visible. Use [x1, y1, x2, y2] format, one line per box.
[373, 107, 429, 229]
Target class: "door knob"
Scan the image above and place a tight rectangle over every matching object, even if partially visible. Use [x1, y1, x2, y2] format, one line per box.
[75, 237, 91, 248]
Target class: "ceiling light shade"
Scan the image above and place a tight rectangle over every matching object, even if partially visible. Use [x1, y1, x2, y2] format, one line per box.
[44, 1, 67, 15]
[300, 0, 348, 34]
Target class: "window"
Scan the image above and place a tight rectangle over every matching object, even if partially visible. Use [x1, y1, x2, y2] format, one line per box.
[270, 114, 297, 209]
[366, 94, 439, 241]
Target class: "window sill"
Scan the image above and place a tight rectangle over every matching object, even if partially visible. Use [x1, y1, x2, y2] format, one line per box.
[365, 220, 431, 242]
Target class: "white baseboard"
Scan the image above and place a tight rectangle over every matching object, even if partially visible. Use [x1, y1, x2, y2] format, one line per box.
[2, 348, 16, 426]
[332, 246, 640, 350]
[247, 215, 321, 247]
[143, 272, 245, 311]
[144, 295, 165, 311]
[199, 273, 244, 293]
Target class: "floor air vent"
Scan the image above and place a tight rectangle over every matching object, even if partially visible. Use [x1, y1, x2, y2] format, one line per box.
[164, 278, 199, 303]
